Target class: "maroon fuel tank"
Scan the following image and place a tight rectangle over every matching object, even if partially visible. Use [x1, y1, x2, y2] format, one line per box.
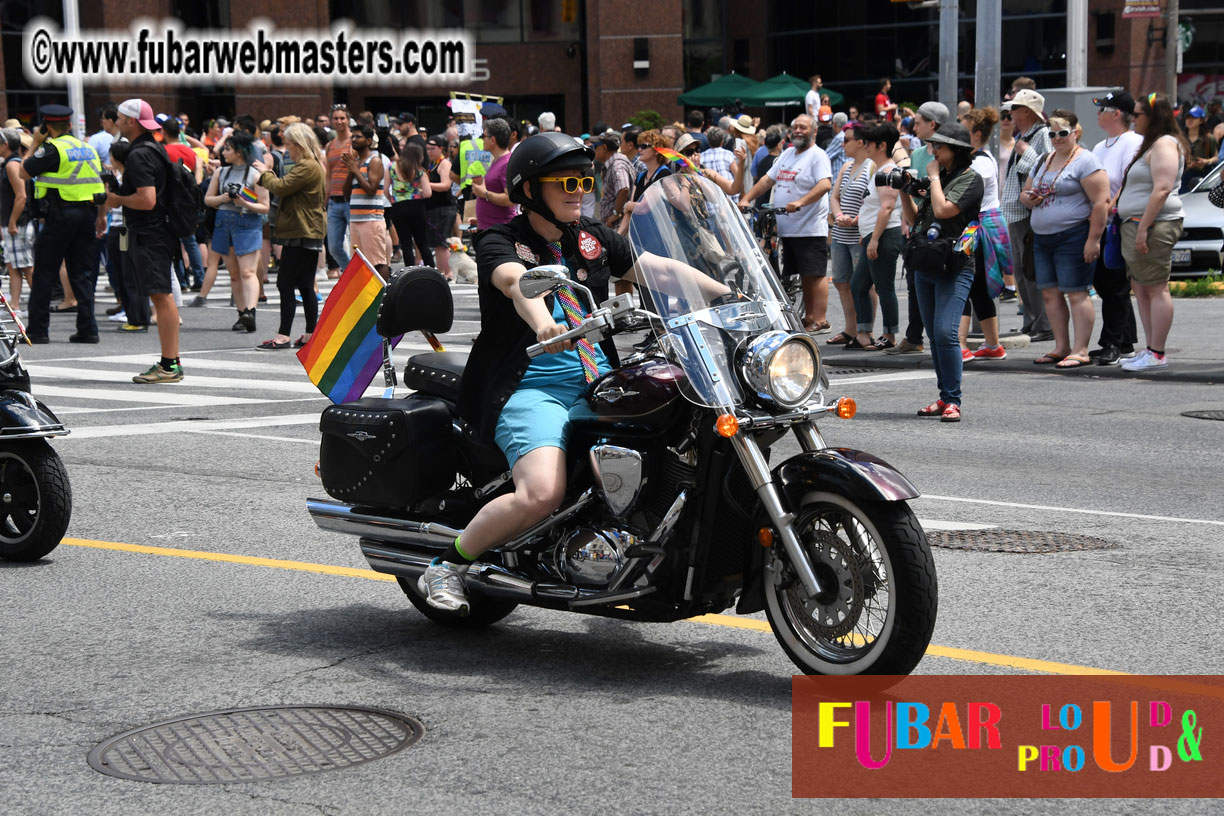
[567, 356, 688, 435]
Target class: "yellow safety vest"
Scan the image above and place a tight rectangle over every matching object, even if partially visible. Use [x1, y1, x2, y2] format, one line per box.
[33, 134, 105, 202]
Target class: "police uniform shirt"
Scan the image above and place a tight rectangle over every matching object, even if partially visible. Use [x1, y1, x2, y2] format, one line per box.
[118, 132, 167, 230]
[22, 141, 82, 206]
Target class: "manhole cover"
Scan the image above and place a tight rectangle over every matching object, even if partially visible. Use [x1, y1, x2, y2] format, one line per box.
[929, 529, 1118, 554]
[87, 705, 422, 784]
[826, 367, 882, 376]
[1182, 410, 1224, 421]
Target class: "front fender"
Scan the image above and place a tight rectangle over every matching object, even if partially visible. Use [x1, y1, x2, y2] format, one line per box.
[773, 448, 919, 508]
[0, 389, 68, 438]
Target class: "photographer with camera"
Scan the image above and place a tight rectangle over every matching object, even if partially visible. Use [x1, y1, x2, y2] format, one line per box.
[897, 122, 984, 423]
[203, 129, 269, 333]
[19, 104, 107, 344]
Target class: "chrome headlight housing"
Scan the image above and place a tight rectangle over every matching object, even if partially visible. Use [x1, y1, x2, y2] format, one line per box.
[740, 330, 820, 409]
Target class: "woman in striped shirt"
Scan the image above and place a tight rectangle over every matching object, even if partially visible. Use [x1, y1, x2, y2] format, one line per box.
[827, 123, 876, 347]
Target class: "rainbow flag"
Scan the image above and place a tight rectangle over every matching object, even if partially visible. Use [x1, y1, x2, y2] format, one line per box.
[654, 146, 695, 170]
[297, 251, 400, 404]
[239, 185, 259, 203]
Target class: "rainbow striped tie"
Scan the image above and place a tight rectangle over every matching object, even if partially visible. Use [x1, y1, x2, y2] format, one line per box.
[547, 241, 600, 383]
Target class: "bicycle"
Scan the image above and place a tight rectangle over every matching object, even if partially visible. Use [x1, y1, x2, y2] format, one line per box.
[746, 204, 804, 325]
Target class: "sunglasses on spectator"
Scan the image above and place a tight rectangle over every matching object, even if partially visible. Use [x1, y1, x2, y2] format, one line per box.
[681, 147, 700, 157]
[1051, 128, 1073, 138]
[538, 176, 595, 193]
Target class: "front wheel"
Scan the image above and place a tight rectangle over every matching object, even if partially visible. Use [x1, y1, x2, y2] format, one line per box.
[0, 440, 72, 562]
[397, 575, 518, 629]
[764, 492, 936, 675]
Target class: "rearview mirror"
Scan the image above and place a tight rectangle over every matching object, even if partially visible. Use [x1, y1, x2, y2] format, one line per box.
[518, 265, 570, 299]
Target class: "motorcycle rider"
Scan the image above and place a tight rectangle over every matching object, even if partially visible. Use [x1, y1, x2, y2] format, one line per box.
[421, 133, 725, 614]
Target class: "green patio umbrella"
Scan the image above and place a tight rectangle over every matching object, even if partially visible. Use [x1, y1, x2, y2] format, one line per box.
[740, 73, 844, 108]
[677, 72, 761, 107]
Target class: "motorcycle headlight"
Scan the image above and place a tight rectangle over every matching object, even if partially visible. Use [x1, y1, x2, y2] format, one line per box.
[740, 331, 820, 409]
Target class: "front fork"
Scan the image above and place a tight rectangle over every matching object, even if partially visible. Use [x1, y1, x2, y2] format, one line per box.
[728, 421, 827, 597]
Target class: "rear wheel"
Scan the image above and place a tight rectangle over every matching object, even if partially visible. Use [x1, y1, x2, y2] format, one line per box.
[0, 440, 72, 562]
[397, 575, 518, 629]
[763, 491, 936, 675]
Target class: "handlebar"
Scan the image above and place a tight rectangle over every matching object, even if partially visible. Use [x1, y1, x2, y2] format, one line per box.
[524, 293, 640, 358]
[526, 321, 597, 359]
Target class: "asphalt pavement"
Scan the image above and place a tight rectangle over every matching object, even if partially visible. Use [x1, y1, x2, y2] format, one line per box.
[0, 268, 1221, 814]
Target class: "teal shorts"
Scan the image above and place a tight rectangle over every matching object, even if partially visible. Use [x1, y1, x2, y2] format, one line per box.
[494, 375, 589, 471]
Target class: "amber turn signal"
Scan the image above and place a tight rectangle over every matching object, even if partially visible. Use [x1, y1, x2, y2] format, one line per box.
[314, 460, 321, 478]
[836, 397, 857, 419]
[758, 528, 774, 548]
[715, 413, 739, 437]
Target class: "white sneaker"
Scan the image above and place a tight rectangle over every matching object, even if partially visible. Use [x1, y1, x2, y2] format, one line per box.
[1122, 349, 1168, 371]
[417, 559, 470, 615]
[107, 311, 128, 323]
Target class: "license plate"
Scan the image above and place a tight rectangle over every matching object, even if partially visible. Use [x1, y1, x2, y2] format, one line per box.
[1172, 248, 1192, 266]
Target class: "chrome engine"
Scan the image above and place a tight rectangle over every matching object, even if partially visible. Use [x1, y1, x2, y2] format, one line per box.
[550, 526, 641, 587]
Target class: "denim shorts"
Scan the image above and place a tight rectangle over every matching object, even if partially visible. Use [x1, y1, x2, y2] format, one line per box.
[830, 240, 863, 284]
[211, 209, 263, 256]
[1033, 221, 1094, 292]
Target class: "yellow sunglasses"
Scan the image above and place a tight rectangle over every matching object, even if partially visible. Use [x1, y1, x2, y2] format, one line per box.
[537, 176, 595, 193]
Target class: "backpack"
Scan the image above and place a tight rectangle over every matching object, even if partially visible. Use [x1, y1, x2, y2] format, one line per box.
[132, 140, 206, 238]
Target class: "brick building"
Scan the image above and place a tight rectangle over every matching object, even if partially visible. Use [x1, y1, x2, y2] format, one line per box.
[1, 1, 1208, 137]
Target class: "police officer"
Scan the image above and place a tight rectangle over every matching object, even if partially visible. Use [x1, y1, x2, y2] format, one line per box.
[21, 104, 105, 343]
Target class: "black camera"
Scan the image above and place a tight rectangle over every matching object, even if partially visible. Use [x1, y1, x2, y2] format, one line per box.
[874, 168, 930, 195]
[100, 171, 119, 193]
[224, 182, 242, 198]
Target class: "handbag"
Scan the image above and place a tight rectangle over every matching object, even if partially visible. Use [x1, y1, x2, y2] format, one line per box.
[1103, 213, 1124, 269]
[903, 231, 960, 279]
[1209, 183, 1224, 209]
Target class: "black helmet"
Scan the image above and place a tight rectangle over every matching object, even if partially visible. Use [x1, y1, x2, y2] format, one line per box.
[507, 132, 595, 209]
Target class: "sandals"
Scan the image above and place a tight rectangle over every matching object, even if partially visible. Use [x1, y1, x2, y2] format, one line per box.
[941, 404, 961, 423]
[256, 338, 291, 350]
[868, 338, 896, 351]
[1033, 352, 1067, 365]
[917, 400, 947, 417]
[843, 336, 875, 350]
[825, 331, 854, 345]
[804, 320, 832, 335]
[293, 335, 311, 348]
[1055, 354, 1092, 369]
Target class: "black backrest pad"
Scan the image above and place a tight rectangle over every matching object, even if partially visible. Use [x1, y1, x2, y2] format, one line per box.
[376, 265, 454, 338]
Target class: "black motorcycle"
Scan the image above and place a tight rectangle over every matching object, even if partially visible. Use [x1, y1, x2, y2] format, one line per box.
[0, 295, 72, 562]
[308, 175, 937, 676]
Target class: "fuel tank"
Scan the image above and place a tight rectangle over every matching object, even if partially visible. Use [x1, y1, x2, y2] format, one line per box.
[568, 356, 687, 436]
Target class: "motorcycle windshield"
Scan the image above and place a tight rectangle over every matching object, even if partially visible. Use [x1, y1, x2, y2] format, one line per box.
[627, 173, 806, 408]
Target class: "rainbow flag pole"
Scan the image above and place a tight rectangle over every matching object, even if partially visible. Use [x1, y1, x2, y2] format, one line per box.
[296, 250, 401, 404]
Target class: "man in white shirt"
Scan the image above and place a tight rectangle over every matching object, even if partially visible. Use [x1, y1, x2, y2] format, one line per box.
[89, 103, 119, 168]
[739, 114, 834, 333]
[1089, 90, 1143, 365]
[805, 75, 823, 119]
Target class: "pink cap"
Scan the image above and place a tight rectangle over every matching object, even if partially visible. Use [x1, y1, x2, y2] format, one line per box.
[118, 98, 160, 131]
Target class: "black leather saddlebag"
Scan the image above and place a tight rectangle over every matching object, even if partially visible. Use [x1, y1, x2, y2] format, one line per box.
[318, 396, 455, 507]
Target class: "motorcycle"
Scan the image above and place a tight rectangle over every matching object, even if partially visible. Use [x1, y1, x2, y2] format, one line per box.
[0, 293, 73, 562]
[307, 174, 936, 676]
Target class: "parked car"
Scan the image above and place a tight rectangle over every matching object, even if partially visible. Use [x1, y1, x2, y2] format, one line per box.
[1172, 161, 1223, 279]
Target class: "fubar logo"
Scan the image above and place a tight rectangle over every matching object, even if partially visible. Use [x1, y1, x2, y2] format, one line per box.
[793, 676, 1218, 798]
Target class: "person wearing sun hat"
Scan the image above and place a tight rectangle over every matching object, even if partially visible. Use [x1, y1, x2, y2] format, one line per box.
[897, 121, 984, 423]
[999, 87, 1053, 341]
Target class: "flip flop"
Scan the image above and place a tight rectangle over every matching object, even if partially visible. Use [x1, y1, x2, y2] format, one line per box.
[1033, 353, 1067, 365]
[843, 336, 875, 350]
[1055, 354, 1092, 369]
[256, 339, 291, 350]
[825, 331, 854, 345]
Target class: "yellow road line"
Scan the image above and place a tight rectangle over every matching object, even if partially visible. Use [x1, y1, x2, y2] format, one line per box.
[63, 537, 1124, 675]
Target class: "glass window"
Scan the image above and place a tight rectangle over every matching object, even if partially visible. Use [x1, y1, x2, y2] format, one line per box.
[525, 0, 580, 42]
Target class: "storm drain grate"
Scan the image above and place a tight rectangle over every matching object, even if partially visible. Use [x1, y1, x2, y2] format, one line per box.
[826, 367, 882, 376]
[87, 705, 423, 784]
[1182, 410, 1224, 422]
[929, 529, 1118, 554]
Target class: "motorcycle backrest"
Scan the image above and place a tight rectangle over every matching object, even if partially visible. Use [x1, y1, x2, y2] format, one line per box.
[376, 266, 454, 338]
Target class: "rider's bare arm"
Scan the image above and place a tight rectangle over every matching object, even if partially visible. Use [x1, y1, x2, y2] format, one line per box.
[627, 252, 732, 304]
[492, 260, 572, 352]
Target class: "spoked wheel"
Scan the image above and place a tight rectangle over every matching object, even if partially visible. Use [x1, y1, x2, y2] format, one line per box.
[0, 440, 73, 562]
[397, 575, 518, 629]
[764, 491, 936, 675]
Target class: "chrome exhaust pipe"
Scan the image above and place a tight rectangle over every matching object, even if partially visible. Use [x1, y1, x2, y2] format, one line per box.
[308, 498, 459, 549]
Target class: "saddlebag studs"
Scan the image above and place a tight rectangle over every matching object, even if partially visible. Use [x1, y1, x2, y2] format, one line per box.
[589, 445, 643, 517]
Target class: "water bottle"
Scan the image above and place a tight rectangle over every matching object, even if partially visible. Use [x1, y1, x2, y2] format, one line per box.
[925, 223, 942, 241]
